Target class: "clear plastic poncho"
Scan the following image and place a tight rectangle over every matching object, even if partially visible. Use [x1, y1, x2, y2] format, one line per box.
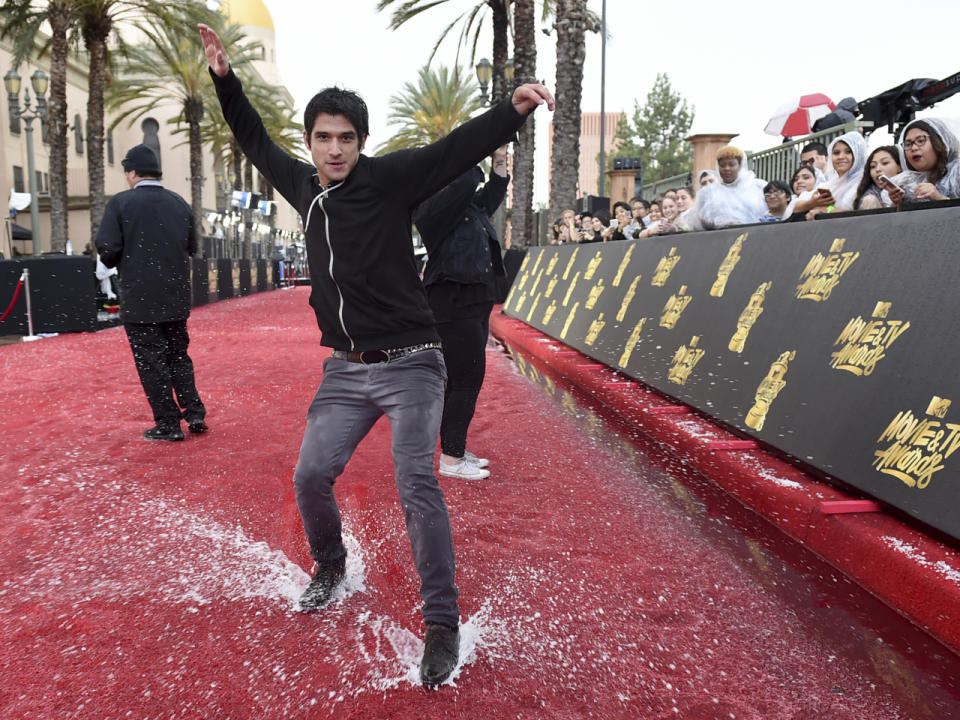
[890, 117, 960, 201]
[821, 131, 867, 211]
[692, 156, 767, 230]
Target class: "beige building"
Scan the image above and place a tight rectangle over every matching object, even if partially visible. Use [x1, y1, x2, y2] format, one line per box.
[1, 0, 302, 259]
[547, 111, 625, 203]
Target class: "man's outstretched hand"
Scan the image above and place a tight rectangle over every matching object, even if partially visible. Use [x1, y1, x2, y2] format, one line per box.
[198, 23, 229, 78]
[512, 83, 555, 116]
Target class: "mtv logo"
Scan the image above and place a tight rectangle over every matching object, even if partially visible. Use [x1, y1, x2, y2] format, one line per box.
[926, 396, 952, 419]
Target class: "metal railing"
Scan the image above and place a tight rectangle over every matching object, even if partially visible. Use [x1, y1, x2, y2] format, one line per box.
[641, 171, 693, 199]
[747, 122, 873, 185]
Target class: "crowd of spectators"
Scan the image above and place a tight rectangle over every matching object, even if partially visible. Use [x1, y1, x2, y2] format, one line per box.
[548, 117, 960, 244]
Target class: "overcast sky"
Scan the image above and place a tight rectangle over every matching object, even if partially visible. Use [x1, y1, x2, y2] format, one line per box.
[270, 0, 960, 204]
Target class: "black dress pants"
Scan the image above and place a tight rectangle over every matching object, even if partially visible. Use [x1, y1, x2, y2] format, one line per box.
[435, 309, 490, 458]
[124, 320, 205, 428]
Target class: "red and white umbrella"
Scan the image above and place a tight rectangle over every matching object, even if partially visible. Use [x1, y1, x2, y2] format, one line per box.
[764, 94, 836, 137]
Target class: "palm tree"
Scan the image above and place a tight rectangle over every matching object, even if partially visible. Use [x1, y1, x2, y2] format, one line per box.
[76, 0, 175, 240]
[376, 65, 482, 155]
[548, 0, 586, 217]
[377, 0, 512, 104]
[0, 0, 78, 252]
[105, 5, 258, 247]
[510, 0, 537, 247]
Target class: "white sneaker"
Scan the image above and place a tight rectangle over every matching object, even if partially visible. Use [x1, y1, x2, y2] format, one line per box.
[439, 457, 490, 480]
[464, 450, 490, 468]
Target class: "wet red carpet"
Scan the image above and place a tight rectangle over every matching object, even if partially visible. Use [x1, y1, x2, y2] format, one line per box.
[1, 287, 958, 719]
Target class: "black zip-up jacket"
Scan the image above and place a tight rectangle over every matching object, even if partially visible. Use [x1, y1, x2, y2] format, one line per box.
[415, 166, 507, 288]
[95, 183, 196, 324]
[212, 68, 527, 351]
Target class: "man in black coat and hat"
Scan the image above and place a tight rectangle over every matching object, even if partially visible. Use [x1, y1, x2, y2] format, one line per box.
[96, 144, 207, 441]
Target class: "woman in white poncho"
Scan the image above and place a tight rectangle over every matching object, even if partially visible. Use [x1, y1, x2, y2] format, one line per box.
[793, 131, 867, 219]
[690, 146, 767, 230]
[886, 118, 960, 204]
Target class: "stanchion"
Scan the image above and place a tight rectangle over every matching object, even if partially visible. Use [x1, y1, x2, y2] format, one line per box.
[22, 268, 39, 341]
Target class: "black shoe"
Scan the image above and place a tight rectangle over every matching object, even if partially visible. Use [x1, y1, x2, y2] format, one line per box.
[297, 557, 346, 612]
[143, 425, 184, 441]
[188, 420, 208, 434]
[420, 623, 459, 686]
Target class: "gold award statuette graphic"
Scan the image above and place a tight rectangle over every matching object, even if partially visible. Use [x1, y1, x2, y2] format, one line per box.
[613, 245, 635, 287]
[668, 335, 705, 385]
[544, 273, 560, 298]
[561, 302, 580, 340]
[729, 281, 772, 354]
[619, 317, 647, 367]
[562, 272, 581, 307]
[830, 301, 910, 376]
[873, 396, 960, 489]
[651, 247, 681, 287]
[617, 275, 641, 322]
[585, 313, 606, 346]
[562, 246, 581, 280]
[528, 268, 545, 298]
[585, 278, 606, 310]
[545, 253, 560, 276]
[514, 292, 528, 314]
[525, 294, 541, 323]
[745, 350, 796, 431]
[796, 237, 860, 302]
[584, 251, 603, 280]
[659, 285, 692, 329]
[542, 299, 558, 325]
[530, 249, 546, 277]
[711, 233, 747, 297]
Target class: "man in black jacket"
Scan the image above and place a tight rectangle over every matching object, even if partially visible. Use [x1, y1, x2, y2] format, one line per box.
[95, 144, 207, 442]
[414, 147, 509, 481]
[199, 24, 552, 686]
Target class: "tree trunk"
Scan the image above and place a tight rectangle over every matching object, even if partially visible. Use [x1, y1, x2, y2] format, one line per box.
[489, 0, 509, 103]
[47, 1, 74, 253]
[185, 96, 204, 259]
[548, 0, 587, 219]
[85, 26, 109, 241]
[511, 0, 537, 247]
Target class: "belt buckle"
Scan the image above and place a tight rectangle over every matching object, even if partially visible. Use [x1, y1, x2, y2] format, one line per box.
[359, 349, 389, 364]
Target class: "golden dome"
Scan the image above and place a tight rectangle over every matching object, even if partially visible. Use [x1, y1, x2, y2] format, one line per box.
[221, 0, 275, 31]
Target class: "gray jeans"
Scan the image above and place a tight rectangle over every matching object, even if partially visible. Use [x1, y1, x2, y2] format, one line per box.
[292, 348, 459, 627]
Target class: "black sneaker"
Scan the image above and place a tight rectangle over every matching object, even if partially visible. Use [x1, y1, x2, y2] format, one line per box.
[187, 420, 209, 434]
[420, 623, 459, 686]
[297, 557, 346, 612]
[143, 425, 184, 441]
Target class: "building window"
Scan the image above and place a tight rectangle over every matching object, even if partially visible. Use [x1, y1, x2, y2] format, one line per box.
[13, 166, 24, 193]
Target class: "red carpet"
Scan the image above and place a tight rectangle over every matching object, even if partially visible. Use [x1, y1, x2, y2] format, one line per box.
[2, 287, 959, 719]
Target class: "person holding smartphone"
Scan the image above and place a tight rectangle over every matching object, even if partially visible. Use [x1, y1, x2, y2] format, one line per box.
[854, 146, 902, 210]
[886, 118, 960, 205]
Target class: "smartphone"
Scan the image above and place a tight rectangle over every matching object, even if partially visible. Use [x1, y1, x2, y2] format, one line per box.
[609, 218, 619, 228]
[878, 174, 903, 191]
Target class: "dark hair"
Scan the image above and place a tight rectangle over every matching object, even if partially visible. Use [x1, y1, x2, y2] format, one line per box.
[592, 210, 611, 224]
[678, 185, 695, 198]
[612, 201, 631, 214]
[801, 141, 828, 156]
[790, 165, 817, 193]
[304, 87, 369, 141]
[854, 145, 901, 209]
[903, 120, 949, 182]
[763, 180, 791, 196]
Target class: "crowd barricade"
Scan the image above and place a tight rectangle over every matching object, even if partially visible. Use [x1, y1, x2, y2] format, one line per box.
[503, 204, 960, 544]
[0, 256, 96, 336]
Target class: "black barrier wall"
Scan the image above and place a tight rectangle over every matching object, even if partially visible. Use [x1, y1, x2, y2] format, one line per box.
[0, 257, 96, 335]
[503, 206, 960, 543]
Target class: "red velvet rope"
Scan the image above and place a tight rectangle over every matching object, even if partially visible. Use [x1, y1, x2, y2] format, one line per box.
[0, 278, 24, 324]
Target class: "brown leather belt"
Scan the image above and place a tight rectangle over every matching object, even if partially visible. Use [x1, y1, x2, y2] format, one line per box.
[331, 342, 442, 365]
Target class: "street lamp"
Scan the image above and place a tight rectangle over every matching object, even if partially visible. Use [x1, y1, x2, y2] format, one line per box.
[5, 68, 49, 255]
[475, 58, 492, 106]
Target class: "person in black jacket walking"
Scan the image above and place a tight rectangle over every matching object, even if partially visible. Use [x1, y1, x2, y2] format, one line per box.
[95, 144, 207, 442]
[199, 24, 552, 687]
[414, 146, 509, 480]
